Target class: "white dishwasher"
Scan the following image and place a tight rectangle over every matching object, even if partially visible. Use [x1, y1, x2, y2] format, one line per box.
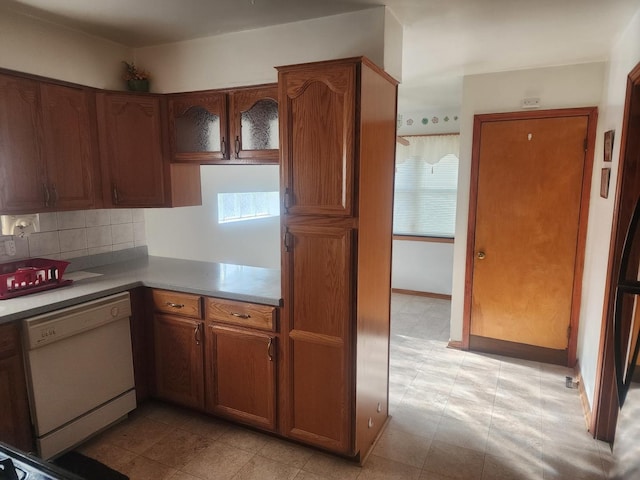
[22, 292, 136, 459]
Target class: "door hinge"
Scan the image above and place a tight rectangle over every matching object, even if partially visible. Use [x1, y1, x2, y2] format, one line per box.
[583, 138, 588, 152]
[283, 188, 292, 213]
[284, 229, 293, 252]
[567, 325, 572, 340]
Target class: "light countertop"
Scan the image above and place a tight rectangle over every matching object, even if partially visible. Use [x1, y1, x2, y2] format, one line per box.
[0, 256, 281, 324]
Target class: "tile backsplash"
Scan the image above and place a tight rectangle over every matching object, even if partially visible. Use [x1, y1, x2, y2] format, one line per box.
[0, 209, 146, 263]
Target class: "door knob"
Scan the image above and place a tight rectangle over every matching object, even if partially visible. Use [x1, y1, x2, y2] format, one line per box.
[477, 251, 486, 260]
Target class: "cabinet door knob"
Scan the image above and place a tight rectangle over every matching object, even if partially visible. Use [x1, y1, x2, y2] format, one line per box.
[194, 324, 201, 345]
[234, 136, 240, 159]
[51, 184, 58, 207]
[267, 337, 273, 361]
[43, 183, 50, 207]
[221, 137, 227, 158]
[477, 251, 486, 260]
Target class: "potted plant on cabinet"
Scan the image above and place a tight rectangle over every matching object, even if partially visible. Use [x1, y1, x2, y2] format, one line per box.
[122, 61, 151, 92]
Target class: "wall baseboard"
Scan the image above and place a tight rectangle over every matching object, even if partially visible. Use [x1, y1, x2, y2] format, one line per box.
[574, 361, 593, 432]
[468, 335, 567, 366]
[447, 340, 463, 350]
[392, 288, 452, 300]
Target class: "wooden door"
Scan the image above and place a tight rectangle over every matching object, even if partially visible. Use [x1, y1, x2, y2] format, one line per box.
[228, 85, 279, 164]
[281, 223, 353, 453]
[0, 323, 33, 451]
[40, 83, 99, 210]
[97, 93, 167, 207]
[206, 325, 276, 430]
[0, 74, 47, 213]
[168, 92, 228, 163]
[153, 314, 204, 409]
[279, 62, 355, 216]
[467, 111, 594, 363]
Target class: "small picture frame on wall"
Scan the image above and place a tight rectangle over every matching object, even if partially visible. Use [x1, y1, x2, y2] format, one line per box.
[604, 130, 615, 162]
[601, 167, 611, 198]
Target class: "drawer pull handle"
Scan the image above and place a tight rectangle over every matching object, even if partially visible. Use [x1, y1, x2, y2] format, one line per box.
[231, 312, 251, 319]
[267, 337, 273, 361]
[166, 302, 185, 309]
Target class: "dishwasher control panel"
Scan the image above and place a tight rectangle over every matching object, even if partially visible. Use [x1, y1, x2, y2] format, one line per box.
[23, 292, 131, 349]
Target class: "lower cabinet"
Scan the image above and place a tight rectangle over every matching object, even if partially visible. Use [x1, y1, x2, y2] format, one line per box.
[205, 325, 276, 430]
[150, 289, 278, 432]
[153, 313, 205, 410]
[0, 323, 33, 451]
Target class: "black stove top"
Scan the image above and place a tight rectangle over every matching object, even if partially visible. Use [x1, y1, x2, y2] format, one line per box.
[0, 444, 82, 480]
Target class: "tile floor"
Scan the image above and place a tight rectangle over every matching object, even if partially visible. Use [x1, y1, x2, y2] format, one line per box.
[76, 294, 614, 479]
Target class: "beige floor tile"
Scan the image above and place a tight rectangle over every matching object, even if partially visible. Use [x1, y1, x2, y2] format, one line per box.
[77, 439, 138, 471]
[232, 455, 300, 480]
[422, 440, 485, 480]
[218, 426, 271, 453]
[542, 445, 606, 480]
[181, 441, 255, 480]
[97, 415, 173, 454]
[257, 437, 315, 468]
[180, 412, 230, 439]
[358, 454, 421, 480]
[293, 471, 333, 480]
[141, 402, 195, 427]
[301, 452, 362, 480]
[482, 453, 544, 480]
[141, 428, 212, 468]
[433, 417, 489, 453]
[168, 471, 203, 480]
[372, 428, 431, 468]
[119, 455, 177, 480]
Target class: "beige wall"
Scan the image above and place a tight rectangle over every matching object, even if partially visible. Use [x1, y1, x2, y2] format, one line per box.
[452, 61, 606, 342]
[0, 8, 129, 89]
[578, 7, 640, 409]
[133, 7, 399, 93]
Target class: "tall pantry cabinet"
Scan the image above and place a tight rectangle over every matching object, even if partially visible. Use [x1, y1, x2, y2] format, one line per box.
[277, 57, 398, 459]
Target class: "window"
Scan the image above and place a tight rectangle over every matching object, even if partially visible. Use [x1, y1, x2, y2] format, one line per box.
[217, 191, 280, 224]
[393, 134, 459, 238]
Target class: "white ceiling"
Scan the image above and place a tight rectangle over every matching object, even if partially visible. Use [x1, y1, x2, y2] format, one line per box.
[1, 0, 639, 111]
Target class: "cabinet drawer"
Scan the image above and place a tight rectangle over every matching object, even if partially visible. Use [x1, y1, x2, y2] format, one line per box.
[206, 298, 276, 332]
[152, 290, 202, 319]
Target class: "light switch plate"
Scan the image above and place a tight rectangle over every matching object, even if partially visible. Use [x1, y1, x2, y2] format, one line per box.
[4, 240, 16, 256]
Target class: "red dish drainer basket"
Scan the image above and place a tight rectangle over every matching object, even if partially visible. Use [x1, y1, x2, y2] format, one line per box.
[0, 258, 73, 300]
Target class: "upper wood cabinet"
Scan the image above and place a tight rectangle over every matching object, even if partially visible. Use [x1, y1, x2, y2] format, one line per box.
[279, 64, 355, 216]
[0, 74, 100, 214]
[169, 84, 278, 165]
[228, 85, 279, 164]
[0, 74, 47, 213]
[97, 92, 201, 208]
[168, 91, 228, 163]
[40, 83, 100, 211]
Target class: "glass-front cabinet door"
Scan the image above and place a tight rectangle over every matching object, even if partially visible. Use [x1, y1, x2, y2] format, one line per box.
[229, 85, 279, 164]
[168, 92, 228, 163]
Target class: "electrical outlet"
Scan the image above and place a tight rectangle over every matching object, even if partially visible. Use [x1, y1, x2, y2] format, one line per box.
[4, 240, 16, 256]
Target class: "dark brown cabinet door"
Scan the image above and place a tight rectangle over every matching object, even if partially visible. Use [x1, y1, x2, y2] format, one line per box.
[154, 314, 204, 410]
[206, 325, 276, 431]
[228, 85, 279, 164]
[281, 224, 353, 453]
[168, 92, 228, 163]
[40, 83, 99, 210]
[279, 63, 355, 216]
[97, 93, 167, 207]
[0, 323, 33, 452]
[0, 74, 47, 213]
